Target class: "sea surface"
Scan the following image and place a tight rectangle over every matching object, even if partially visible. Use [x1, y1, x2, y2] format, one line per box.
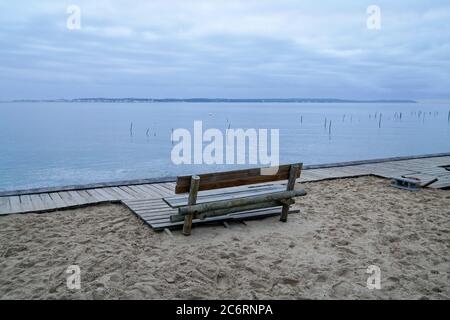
[0, 102, 449, 191]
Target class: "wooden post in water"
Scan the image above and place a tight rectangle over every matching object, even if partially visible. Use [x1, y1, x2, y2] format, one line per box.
[280, 164, 300, 222]
[182, 175, 200, 236]
[328, 120, 332, 138]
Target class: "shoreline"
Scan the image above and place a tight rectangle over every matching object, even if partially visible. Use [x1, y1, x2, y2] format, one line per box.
[1, 152, 449, 197]
[0, 98, 418, 104]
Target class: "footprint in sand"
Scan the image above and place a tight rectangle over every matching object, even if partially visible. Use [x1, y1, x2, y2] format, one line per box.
[216, 270, 232, 289]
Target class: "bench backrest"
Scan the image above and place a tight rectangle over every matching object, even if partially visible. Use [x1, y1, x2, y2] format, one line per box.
[175, 163, 302, 194]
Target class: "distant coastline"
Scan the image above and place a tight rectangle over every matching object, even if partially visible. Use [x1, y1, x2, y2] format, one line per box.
[2, 98, 417, 103]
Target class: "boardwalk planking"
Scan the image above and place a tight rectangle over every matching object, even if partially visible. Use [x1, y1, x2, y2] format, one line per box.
[0, 154, 449, 216]
[0, 197, 10, 214]
[122, 198, 292, 230]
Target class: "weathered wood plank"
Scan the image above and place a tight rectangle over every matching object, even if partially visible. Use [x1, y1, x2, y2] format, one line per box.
[110, 187, 134, 199]
[19, 195, 35, 212]
[151, 183, 173, 197]
[148, 207, 294, 231]
[101, 187, 124, 200]
[8, 196, 22, 213]
[28, 193, 47, 211]
[39, 193, 58, 209]
[171, 200, 290, 222]
[66, 191, 89, 205]
[164, 184, 285, 208]
[91, 188, 116, 201]
[134, 184, 162, 198]
[159, 182, 175, 193]
[57, 192, 76, 206]
[76, 190, 97, 203]
[82, 189, 104, 202]
[120, 186, 143, 199]
[130, 185, 156, 198]
[178, 189, 306, 216]
[48, 192, 68, 208]
[175, 163, 302, 193]
[144, 184, 168, 197]
[0, 197, 11, 214]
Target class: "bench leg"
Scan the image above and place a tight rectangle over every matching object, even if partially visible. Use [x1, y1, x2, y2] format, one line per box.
[182, 175, 200, 236]
[280, 164, 300, 222]
[280, 204, 290, 222]
[182, 214, 194, 236]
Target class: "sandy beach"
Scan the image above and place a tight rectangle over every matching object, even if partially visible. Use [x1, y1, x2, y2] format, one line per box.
[0, 176, 449, 300]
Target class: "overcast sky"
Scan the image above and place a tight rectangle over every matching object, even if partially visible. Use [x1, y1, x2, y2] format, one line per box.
[0, 0, 449, 100]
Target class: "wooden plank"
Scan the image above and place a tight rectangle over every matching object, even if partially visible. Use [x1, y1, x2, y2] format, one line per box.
[8, 196, 22, 213]
[140, 212, 178, 220]
[110, 187, 134, 199]
[137, 209, 177, 217]
[161, 182, 176, 190]
[92, 188, 116, 201]
[81, 189, 103, 202]
[75, 190, 97, 203]
[101, 187, 125, 200]
[171, 199, 293, 222]
[39, 193, 59, 210]
[28, 193, 47, 211]
[144, 184, 168, 197]
[149, 207, 290, 231]
[123, 199, 167, 206]
[175, 163, 302, 193]
[164, 184, 285, 208]
[120, 186, 143, 199]
[178, 189, 306, 216]
[48, 192, 68, 208]
[58, 191, 77, 207]
[67, 191, 90, 205]
[134, 184, 162, 198]
[151, 183, 173, 197]
[132, 205, 173, 212]
[85, 189, 108, 202]
[19, 195, 35, 212]
[130, 185, 156, 198]
[0, 197, 11, 214]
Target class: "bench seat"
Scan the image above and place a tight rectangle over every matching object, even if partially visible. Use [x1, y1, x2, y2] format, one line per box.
[164, 184, 286, 208]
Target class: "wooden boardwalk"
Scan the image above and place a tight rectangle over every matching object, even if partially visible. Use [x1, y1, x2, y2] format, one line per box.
[0, 154, 449, 219]
[122, 197, 290, 231]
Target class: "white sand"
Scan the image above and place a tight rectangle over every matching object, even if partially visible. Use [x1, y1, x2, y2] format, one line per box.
[0, 176, 449, 299]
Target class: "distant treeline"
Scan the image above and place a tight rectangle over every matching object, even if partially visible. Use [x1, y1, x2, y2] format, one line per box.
[7, 98, 417, 103]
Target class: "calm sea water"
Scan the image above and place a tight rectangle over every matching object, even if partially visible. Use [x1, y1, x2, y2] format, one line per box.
[0, 102, 449, 191]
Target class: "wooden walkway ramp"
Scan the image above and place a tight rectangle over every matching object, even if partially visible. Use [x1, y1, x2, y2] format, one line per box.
[1, 154, 449, 222]
[122, 198, 288, 231]
[0, 182, 175, 215]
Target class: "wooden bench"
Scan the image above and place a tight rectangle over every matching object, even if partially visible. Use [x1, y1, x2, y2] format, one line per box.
[164, 163, 307, 235]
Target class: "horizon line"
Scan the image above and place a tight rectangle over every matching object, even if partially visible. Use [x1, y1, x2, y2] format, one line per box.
[1, 97, 418, 103]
